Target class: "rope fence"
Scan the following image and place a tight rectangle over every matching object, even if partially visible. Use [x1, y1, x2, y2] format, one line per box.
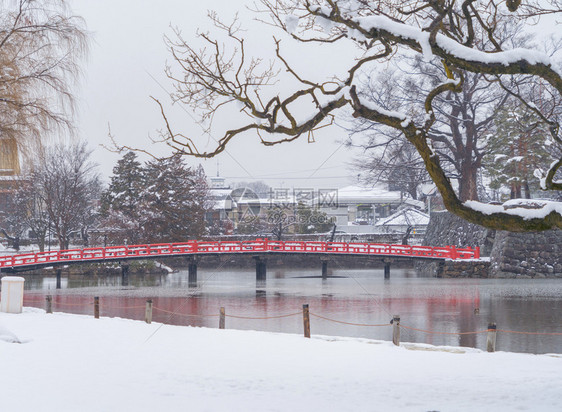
[400, 324, 489, 335]
[106, 305, 148, 310]
[496, 329, 562, 336]
[225, 312, 302, 320]
[48, 300, 96, 308]
[152, 306, 219, 318]
[310, 312, 390, 327]
[23, 295, 562, 352]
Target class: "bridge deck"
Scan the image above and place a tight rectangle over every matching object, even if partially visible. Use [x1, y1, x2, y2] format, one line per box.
[0, 239, 479, 272]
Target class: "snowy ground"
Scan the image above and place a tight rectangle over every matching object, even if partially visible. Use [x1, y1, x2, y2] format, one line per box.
[1, 309, 561, 412]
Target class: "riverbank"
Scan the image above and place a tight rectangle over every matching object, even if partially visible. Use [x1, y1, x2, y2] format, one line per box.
[1, 308, 561, 411]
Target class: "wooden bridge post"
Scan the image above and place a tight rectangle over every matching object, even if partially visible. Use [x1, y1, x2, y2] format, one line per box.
[188, 258, 198, 287]
[383, 258, 392, 279]
[487, 322, 497, 352]
[145, 299, 153, 324]
[259, 258, 267, 281]
[253, 256, 267, 282]
[121, 264, 130, 286]
[392, 315, 400, 346]
[56, 268, 62, 290]
[321, 259, 328, 279]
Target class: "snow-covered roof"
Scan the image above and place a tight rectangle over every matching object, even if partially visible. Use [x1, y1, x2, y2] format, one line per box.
[317, 185, 424, 208]
[375, 207, 430, 227]
[212, 197, 300, 211]
[209, 188, 233, 199]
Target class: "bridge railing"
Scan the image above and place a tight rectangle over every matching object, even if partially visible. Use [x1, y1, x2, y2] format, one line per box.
[0, 239, 480, 269]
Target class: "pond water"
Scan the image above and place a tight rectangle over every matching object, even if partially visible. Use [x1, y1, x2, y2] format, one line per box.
[18, 267, 562, 354]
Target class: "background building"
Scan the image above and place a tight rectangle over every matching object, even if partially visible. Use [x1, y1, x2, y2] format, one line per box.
[316, 185, 424, 228]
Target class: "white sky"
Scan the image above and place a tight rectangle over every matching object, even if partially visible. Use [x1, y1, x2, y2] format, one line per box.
[70, 0, 360, 190]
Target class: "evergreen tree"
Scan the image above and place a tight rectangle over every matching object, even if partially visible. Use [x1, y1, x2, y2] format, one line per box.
[141, 156, 209, 242]
[101, 151, 145, 244]
[236, 215, 268, 235]
[102, 152, 144, 217]
[483, 104, 553, 200]
[294, 203, 333, 234]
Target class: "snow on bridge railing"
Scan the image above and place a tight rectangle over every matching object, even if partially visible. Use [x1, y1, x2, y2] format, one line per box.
[0, 239, 480, 270]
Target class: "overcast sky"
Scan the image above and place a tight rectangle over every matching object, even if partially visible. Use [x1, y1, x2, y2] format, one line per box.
[70, 0, 360, 190]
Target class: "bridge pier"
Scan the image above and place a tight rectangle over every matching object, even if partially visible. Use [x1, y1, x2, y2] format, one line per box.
[121, 264, 130, 286]
[188, 258, 198, 287]
[383, 258, 393, 279]
[321, 259, 328, 279]
[56, 268, 62, 289]
[253, 256, 267, 282]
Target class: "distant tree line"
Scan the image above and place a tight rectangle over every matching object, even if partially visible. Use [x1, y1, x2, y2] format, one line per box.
[0, 146, 212, 251]
[1, 143, 100, 251]
[0, 144, 341, 251]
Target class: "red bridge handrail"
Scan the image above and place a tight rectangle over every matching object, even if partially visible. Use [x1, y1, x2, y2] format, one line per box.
[0, 239, 480, 269]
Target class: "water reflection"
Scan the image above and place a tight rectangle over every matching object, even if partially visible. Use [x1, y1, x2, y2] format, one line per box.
[18, 268, 562, 354]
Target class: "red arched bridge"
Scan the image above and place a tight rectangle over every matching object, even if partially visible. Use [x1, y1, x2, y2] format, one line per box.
[0, 239, 479, 279]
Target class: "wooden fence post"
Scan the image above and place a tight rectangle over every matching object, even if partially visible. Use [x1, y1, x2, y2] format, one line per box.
[94, 296, 100, 319]
[303, 304, 311, 338]
[145, 299, 153, 324]
[392, 315, 400, 346]
[487, 322, 497, 352]
[219, 307, 225, 329]
[46, 295, 52, 314]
